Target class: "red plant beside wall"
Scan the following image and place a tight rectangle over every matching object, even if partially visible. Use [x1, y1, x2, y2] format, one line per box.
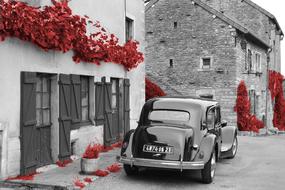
[268, 70, 285, 131]
[234, 81, 264, 132]
[145, 77, 166, 101]
[0, 0, 144, 70]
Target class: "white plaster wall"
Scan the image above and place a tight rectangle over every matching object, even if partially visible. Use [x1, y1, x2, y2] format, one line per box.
[0, 0, 145, 177]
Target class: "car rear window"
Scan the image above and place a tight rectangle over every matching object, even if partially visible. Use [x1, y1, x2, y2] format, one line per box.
[148, 110, 190, 122]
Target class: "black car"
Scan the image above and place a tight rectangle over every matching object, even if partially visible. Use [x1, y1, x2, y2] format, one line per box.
[118, 97, 238, 183]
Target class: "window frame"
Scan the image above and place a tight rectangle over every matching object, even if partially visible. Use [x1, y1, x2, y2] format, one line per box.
[36, 74, 51, 127]
[199, 56, 213, 71]
[255, 52, 262, 73]
[125, 16, 134, 42]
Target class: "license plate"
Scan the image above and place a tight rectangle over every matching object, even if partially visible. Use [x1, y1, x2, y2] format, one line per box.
[143, 145, 174, 154]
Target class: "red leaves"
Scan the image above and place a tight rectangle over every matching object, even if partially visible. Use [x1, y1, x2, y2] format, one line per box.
[234, 81, 264, 133]
[74, 178, 85, 189]
[268, 70, 285, 131]
[145, 77, 166, 101]
[56, 159, 73, 167]
[106, 163, 121, 173]
[83, 177, 93, 183]
[83, 144, 102, 159]
[0, 1, 143, 70]
[6, 172, 39, 181]
[93, 169, 109, 177]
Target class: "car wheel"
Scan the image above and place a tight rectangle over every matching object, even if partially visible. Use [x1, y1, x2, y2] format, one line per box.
[123, 164, 139, 176]
[201, 149, 216, 184]
[228, 136, 238, 159]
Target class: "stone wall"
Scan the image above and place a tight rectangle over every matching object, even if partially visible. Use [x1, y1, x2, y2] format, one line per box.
[146, 0, 238, 125]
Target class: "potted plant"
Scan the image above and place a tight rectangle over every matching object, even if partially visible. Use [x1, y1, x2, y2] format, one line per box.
[81, 143, 102, 174]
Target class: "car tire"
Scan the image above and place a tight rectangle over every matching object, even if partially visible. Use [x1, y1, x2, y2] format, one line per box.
[123, 164, 139, 176]
[227, 136, 238, 159]
[201, 149, 216, 184]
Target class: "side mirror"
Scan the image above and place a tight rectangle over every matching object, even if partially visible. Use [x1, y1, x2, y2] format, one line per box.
[221, 120, 227, 128]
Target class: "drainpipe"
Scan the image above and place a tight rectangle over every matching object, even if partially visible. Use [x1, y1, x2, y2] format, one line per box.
[265, 47, 272, 135]
[124, 0, 128, 79]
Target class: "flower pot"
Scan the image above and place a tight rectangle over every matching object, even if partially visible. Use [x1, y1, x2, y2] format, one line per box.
[81, 157, 100, 174]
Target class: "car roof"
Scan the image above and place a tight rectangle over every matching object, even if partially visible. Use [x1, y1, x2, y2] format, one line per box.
[152, 96, 219, 110]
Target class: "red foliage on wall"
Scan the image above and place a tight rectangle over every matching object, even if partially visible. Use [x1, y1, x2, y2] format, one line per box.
[145, 77, 166, 101]
[234, 81, 264, 132]
[268, 70, 285, 131]
[82, 144, 102, 159]
[0, 0, 144, 71]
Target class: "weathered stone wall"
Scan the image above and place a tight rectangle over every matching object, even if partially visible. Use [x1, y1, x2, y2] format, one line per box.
[200, 0, 282, 71]
[146, 0, 238, 126]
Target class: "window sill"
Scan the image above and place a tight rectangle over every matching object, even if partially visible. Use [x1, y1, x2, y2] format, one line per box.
[197, 68, 214, 72]
[242, 71, 263, 76]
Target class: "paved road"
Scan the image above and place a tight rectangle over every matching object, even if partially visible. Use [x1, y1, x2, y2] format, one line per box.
[86, 135, 285, 190]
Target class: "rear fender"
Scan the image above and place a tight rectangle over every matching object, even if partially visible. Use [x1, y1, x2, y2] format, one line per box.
[195, 134, 216, 163]
[121, 130, 135, 158]
[221, 126, 237, 152]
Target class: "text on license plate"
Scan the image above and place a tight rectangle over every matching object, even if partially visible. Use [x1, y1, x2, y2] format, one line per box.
[143, 145, 174, 154]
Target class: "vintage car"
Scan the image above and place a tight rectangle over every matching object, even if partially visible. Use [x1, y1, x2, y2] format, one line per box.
[118, 97, 238, 183]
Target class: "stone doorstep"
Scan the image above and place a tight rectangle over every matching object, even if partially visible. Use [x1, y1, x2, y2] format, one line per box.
[2, 149, 121, 190]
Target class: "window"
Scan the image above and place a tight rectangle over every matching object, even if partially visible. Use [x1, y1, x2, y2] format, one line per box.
[174, 22, 178, 29]
[248, 49, 254, 72]
[81, 76, 89, 122]
[202, 58, 211, 69]
[169, 59, 173, 67]
[148, 110, 190, 122]
[111, 79, 119, 109]
[207, 109, 215, 130]
[255, 53, 261, 73]
[126, 17, 134, 42]
[36, 75, 51, 126]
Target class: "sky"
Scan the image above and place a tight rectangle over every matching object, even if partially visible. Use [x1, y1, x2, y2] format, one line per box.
[251, 0, 285, 75]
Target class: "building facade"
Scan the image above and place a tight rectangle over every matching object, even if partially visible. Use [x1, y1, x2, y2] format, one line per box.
[145, 0, 283, 127]
[0, 0, 145, 178]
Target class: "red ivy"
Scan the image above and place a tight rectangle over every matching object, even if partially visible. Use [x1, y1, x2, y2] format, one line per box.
[106, 163, 121, 173]
[234, 81, 264, 133]
[56, 159, 72, 167]
[93, 169, 109, 177]
[74, 178, 85, 189]
[5, 172, 39, 181]
[0, 0, 144, 71]
[268, 70, 285, 131]
[83, 144, 102, 159]
[145, 77, 166, 101]
[83, 177, 93, 183]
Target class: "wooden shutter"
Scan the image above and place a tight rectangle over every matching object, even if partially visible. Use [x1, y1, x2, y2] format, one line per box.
[103, 77, 114, 145]
[123, 79, 130, 134]
[70, 74, 81, 127]
[20, 72, 38, 175]
[58, 74, 71, 161]
[95, 81, 104, 125]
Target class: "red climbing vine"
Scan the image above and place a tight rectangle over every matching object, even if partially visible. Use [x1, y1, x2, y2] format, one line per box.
[268, 70, 285, 131]
[145, 77, 166, 101]
[0, 0, 144, 70]
[234, 81, 264, 133]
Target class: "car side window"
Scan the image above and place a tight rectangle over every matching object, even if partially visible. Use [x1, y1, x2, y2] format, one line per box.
[207, 108, 215, 130]
[215, 107, 221, 124]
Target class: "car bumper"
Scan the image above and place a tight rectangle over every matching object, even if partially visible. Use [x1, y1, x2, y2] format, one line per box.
[117, 156, 204, 170]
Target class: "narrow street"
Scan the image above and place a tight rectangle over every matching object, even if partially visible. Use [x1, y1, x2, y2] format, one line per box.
[86, 135, 285, 190]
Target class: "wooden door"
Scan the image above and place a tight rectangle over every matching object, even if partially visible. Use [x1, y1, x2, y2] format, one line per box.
[58, 74, 71, 161]
[111, 78, 120, 142]
[123, 79, 130, 134]
[20, 72, 38, 175]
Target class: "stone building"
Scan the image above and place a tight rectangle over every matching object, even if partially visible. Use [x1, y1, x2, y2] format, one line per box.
[0, 0, 145, 178]
[145, 0, 283, 126]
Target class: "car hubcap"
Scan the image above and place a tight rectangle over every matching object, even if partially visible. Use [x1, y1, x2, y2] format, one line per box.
[211, 153, 216, 178]
[232, 138, 237, 155]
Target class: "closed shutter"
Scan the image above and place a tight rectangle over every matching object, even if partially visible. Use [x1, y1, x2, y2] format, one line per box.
[70, 74, 81, 128]
[103, 77, 114, 146]
[58, 74, 71, 160]
[123, 79, 130, 134]
[20, 72, 38, 175]
[95, 81, 104, 125]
